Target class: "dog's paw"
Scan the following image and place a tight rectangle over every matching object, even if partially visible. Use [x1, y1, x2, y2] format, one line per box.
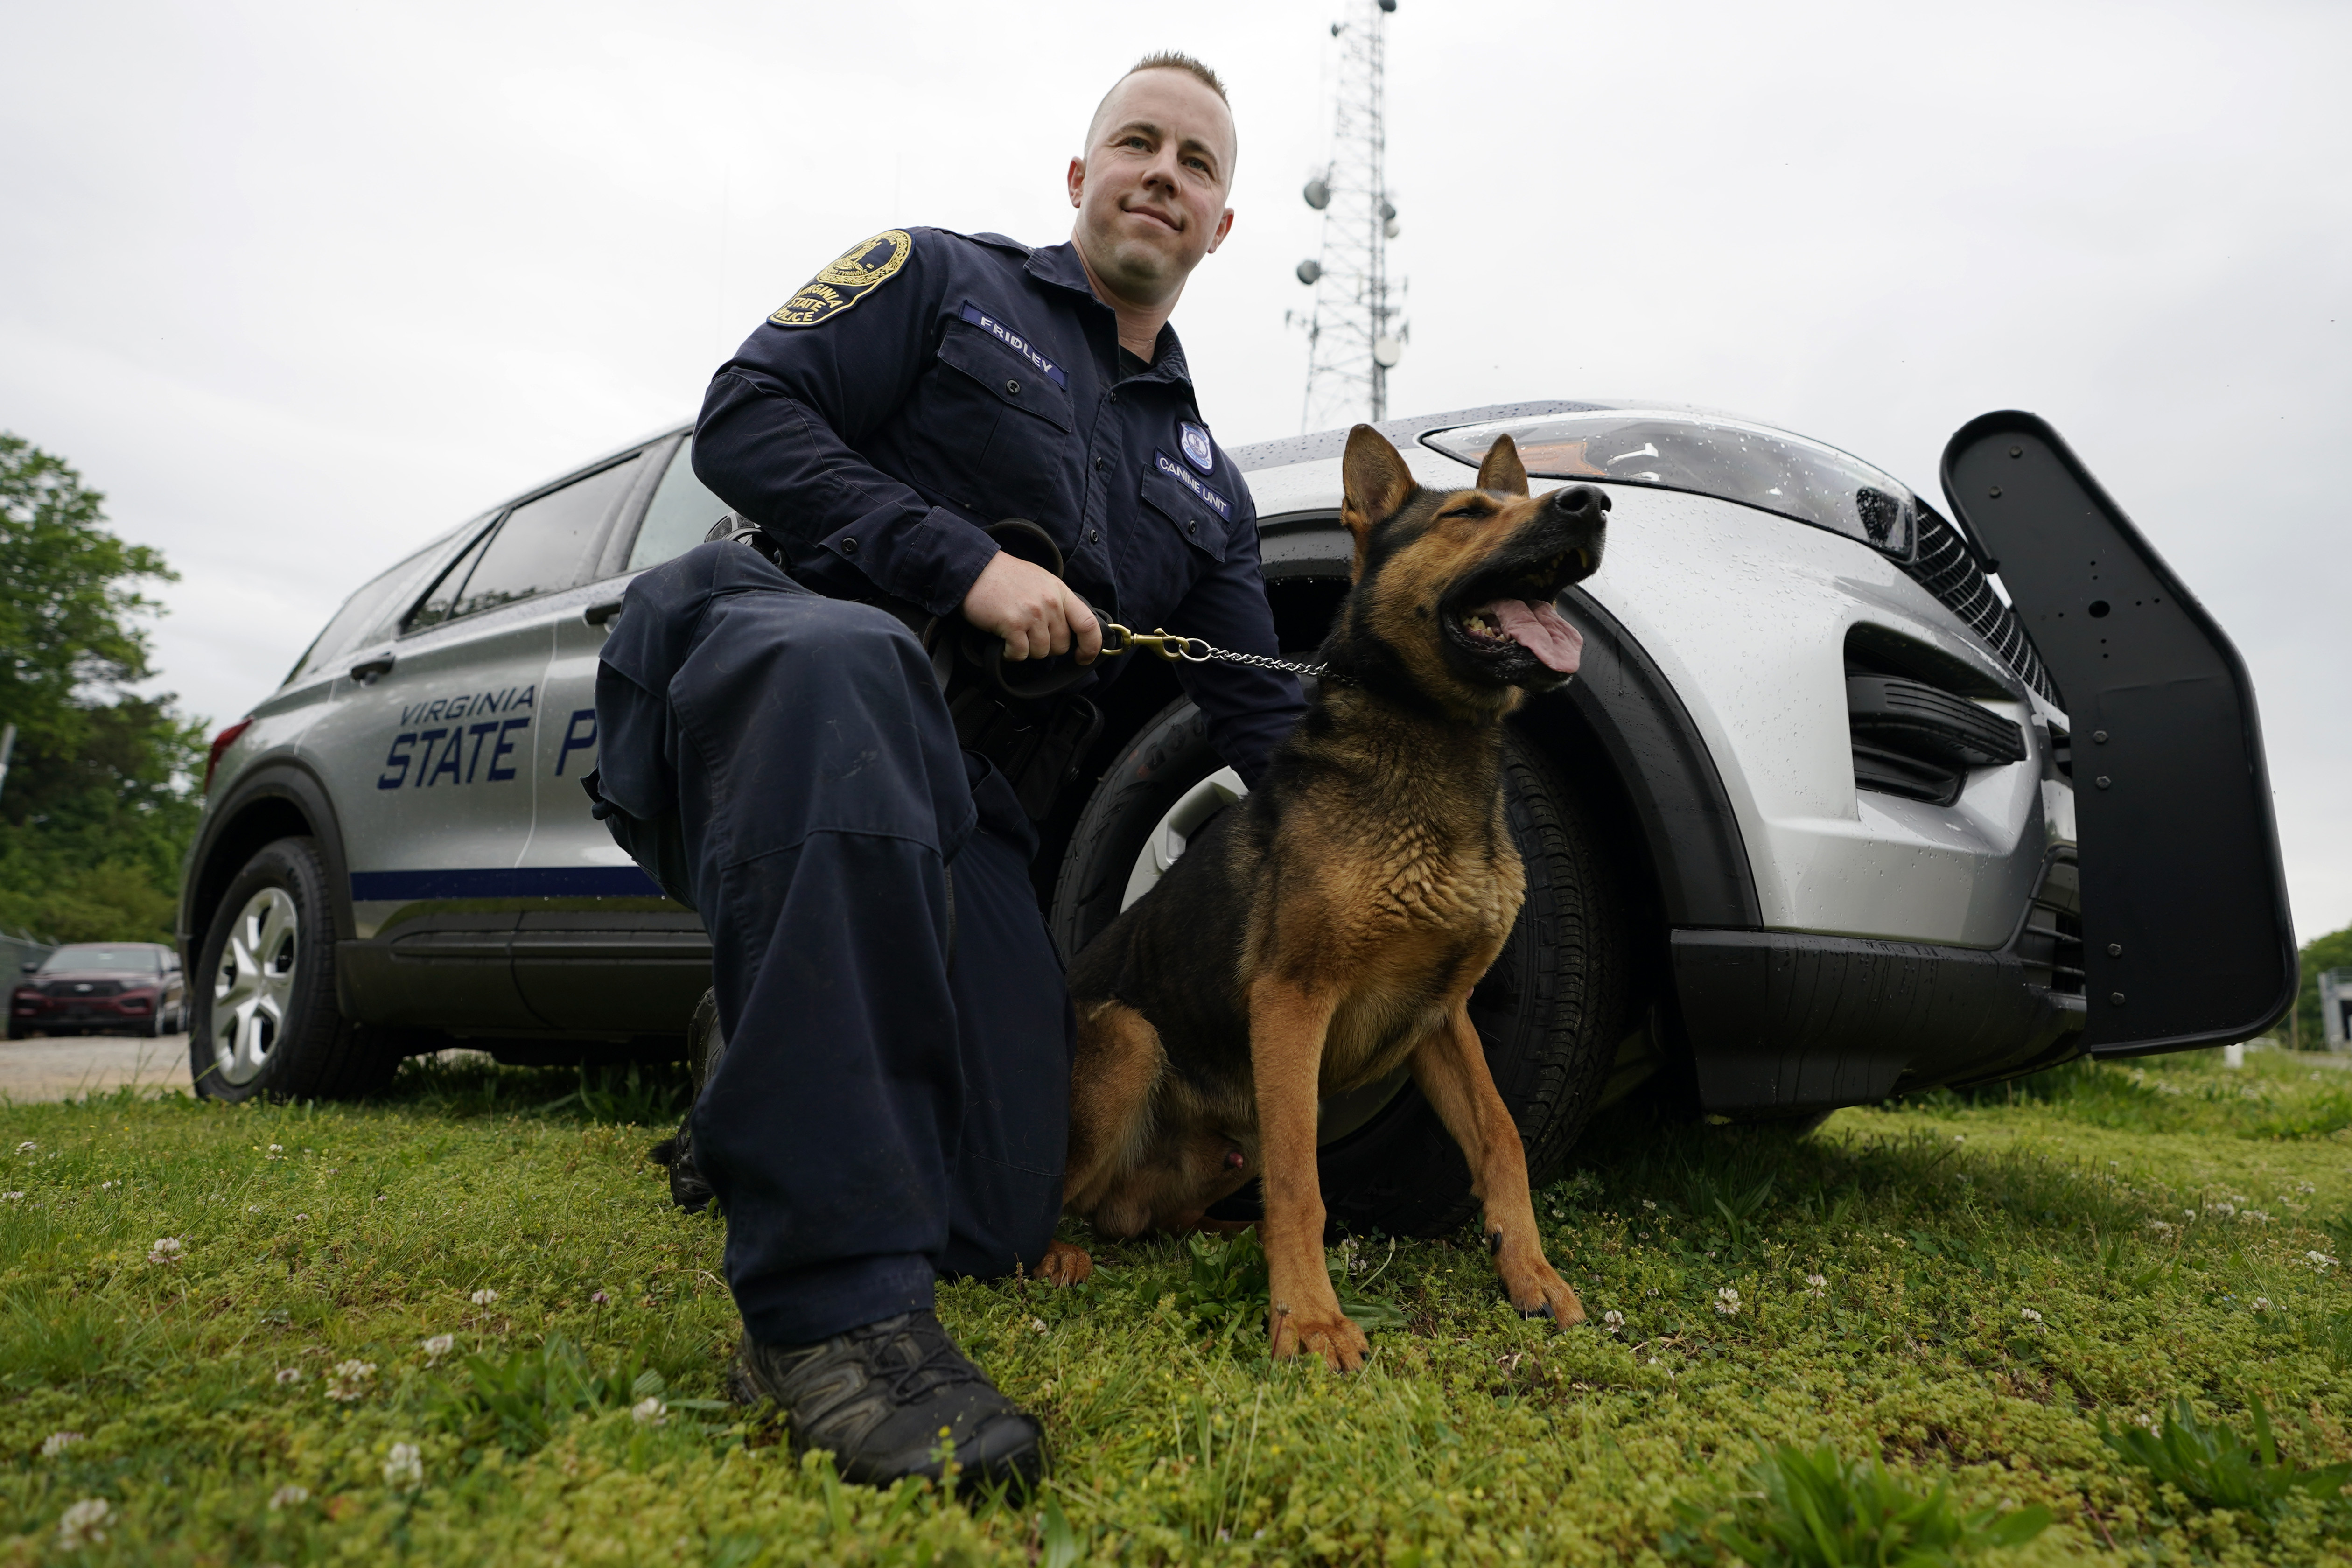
[1270, 1304, 1372, 1372]
[1037, 1239, 1094, 1287]
[1503, 1261, 1586, 1328]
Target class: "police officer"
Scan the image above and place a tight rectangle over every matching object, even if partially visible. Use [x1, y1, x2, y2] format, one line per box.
[592, 54, 1302, 1490]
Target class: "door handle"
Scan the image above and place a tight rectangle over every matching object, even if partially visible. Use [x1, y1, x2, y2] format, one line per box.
[584, 599, 625, 629]
[349, 654, 395, 685]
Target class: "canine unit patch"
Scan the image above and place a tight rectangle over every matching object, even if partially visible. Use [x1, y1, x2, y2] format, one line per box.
[1154, 451, 1232, 521]
[1178, 421, 1215, 472]
[770, 230, 913, 328]
[959, 301, 1068, 388]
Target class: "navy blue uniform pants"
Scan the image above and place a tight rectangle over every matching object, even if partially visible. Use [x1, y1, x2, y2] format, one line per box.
[635, 553, 1071, 1347]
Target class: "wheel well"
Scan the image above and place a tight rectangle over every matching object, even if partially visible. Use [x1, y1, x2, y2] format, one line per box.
[185, 797, 312, 960]
[1509, 692, 1673, 1031]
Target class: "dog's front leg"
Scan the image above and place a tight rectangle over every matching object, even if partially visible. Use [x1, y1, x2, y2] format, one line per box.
[1248, 976, 1370, 1371]
[1410, 1002, 1586, 1325]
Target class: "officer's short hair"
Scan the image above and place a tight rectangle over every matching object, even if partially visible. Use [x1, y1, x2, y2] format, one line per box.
[1087, 52, 1237, 178]
[1123, 52, 1228, 107]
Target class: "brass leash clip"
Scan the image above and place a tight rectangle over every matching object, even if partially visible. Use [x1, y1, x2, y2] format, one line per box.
[1101, 623, 1211, 663]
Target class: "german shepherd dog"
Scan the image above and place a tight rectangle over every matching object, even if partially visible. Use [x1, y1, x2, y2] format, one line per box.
[1040, 426, 1610, 1370]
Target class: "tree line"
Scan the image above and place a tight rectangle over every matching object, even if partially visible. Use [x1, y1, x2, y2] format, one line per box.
[1, 432, 205, 945]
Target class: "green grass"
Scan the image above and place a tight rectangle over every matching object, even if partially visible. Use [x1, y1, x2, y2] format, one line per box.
[4, 1047, 2351, 1565]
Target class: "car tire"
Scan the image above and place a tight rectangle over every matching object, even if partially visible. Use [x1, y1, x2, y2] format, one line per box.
[189, 837, 393, 1102]
[5, 1020, 23, 1041]
[1050, 697, 1634, 1238]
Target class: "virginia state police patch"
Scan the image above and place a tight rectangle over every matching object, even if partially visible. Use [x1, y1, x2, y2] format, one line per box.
[770, 230, 913, 328]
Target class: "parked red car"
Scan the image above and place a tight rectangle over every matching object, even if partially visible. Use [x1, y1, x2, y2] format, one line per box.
[8, 943, 187, 1038]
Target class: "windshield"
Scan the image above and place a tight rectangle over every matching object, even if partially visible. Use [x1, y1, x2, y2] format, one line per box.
[39, 946, 161, 973]
[1422, 410, 1915, 558]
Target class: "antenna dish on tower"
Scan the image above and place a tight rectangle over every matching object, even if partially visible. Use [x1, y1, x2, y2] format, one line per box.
[1303, 176, 1331, 210]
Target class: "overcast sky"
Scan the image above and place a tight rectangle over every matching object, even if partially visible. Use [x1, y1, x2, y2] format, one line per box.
[5, 0, 2346, 942]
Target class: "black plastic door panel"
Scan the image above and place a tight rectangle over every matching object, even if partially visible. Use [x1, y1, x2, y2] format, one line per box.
[1941, 412, 2294, 1055]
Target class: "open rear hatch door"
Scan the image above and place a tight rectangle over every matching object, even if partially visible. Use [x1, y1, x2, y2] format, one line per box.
[1942, 411, 2295, 1056]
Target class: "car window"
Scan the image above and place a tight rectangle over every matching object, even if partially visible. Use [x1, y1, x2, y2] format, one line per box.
[627, 437, 730, 571]
[404, 456, 644, 633]
[287, 532, 479, 683]
[451, 455, 645, 619]
[403, 520, 500, 633]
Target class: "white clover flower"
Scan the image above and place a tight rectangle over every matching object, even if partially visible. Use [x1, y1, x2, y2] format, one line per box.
[2207, 1202, 2237, 1218]
[55, 1498, 111, 1549]
[15, 1141, 36, 1153]
[267, 1145, 284, 1157]
[2147, 1219, 2174, 1234]
[469, 1288, 498, 1307]
[99, 1180, 116, 1190]
[590, 1290, 610, 1305]
[2305, 1251, 2339, 1272]
[382, 1442, 422, 1489]
[42, 1432, 84, 1458]
[1602, 1310, 1624, 1333]
[2296, 1181, 2316, 1196]
[3, 1191, 21, 1201]
[2252, 1296, 2272, 1311]
[1030, 1317, 1048, 1334]
[324, 1360, 377, 1401]
[1713, 1287, 1741, 1316]
[1641, 1199, 1658, 1211]
[147, 1237, 184, 1265]
[268, 1484, 309, 1510]
[420, 1333, 454, 1364]
[275, 1367, 305, 1385]
[630, 1396, 667, 1427]
[293, 1213, 308, 1222]
[2019, 1307, 2044, 1325]
[2244, 1210, 2272, 1224]
[1805, 1273, 1828, 1296]
[247, 1205, 262, 1214]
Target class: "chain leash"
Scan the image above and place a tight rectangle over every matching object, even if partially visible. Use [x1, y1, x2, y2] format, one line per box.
[1099, 623, 1343, 683]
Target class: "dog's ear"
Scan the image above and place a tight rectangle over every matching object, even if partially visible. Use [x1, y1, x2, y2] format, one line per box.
[1340, 425, 1417, 570]
[1476, 434, 1529, 497]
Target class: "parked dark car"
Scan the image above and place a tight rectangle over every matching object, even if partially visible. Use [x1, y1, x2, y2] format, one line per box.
[9, 942, 188, 1038]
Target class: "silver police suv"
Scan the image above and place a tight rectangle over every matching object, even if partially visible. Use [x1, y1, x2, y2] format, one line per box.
[184, 406, 2293, 1226]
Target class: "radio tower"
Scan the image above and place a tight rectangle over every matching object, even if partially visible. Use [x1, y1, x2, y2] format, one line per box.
[1291, 0, 1405, 431]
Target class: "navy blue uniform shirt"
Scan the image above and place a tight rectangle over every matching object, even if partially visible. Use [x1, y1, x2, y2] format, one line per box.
[692, 227, 1305, 785]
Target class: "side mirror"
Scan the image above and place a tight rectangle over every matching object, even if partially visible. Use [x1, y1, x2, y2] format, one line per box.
[19, 962, 37, 973]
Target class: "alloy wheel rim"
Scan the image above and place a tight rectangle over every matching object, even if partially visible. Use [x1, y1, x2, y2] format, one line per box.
[211, 887, 298, 1086]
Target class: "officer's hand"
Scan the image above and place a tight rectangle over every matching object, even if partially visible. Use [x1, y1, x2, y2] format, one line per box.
[962, 552, 1104, 664]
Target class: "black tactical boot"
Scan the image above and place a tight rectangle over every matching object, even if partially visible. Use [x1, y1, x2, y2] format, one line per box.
[734, 1310, 1045, 1490]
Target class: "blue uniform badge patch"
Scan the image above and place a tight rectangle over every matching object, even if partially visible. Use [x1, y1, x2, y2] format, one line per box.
[1179, 420, 1214, 472]
[770, 230, 913, 328]
[1154, 451, 1232, 521]
[958, 302, 1067, 388]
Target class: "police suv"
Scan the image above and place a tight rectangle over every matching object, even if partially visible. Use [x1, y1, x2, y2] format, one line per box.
[183, 405, 2294, 1230]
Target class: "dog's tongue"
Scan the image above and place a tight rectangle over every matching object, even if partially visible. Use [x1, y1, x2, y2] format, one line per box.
[1487, 599, 1583, 674]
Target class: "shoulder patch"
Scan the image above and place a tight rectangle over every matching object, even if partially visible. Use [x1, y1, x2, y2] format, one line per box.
[770, 230, 913, 328]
